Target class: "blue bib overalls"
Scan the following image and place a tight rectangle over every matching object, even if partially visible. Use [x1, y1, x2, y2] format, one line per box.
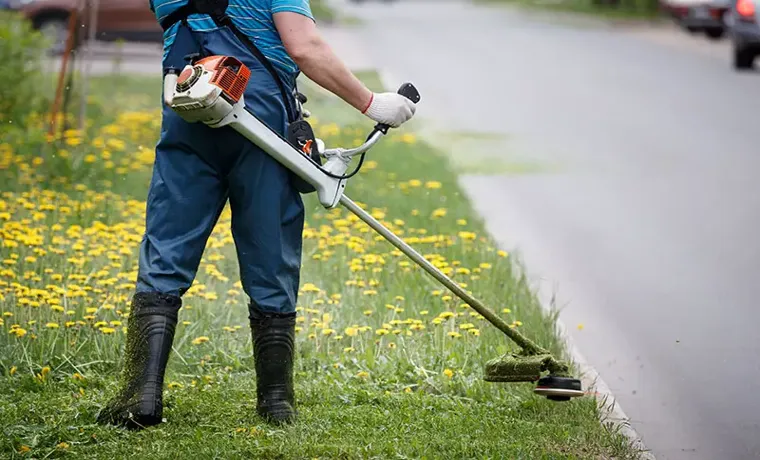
[135, 23, 304, 315]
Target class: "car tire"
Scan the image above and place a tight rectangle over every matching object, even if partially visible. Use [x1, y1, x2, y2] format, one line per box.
[686, 25, 700, 34]
[34, 14, 79, 56]
[705, 28, 725, 40]
[733, 44, 755, 70]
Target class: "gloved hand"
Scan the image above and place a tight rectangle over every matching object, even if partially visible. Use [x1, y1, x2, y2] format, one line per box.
[362, 92, 416, 128]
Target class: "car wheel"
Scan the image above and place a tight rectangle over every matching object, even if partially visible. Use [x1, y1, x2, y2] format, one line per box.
[686, 25, 700, 34]
[733, 44, 755, 70]
[705, 28, 725, 40]
[35, 16, 74, 56]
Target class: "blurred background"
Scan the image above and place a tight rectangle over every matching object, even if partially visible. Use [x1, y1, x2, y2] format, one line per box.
[1, 0, 758, 458]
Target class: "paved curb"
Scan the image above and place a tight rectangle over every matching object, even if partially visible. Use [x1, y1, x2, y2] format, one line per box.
[378, 60, 657, 456]
[540, 288, 657, 460]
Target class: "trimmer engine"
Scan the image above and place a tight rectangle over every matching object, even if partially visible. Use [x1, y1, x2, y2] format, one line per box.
[166, 56, 251, 124]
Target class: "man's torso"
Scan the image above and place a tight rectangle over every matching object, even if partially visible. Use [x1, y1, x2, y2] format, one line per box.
[151, 0, 314, 81]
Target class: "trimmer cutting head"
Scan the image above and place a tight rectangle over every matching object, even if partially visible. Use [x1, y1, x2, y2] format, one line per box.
[534, 375, 584, 401]
[483, 353, 550, 383]
[484, 353, 584, 401]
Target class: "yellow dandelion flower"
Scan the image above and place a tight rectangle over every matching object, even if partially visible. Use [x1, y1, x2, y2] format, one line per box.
[388, 342, 397, 349]
[375, 328, 389, 336]
[447, 331, 462, 339]
[356, 371, 369, 379]
[343, 347, 355, 353]
[192, 336, 210, 345]
[301, 283, 320, 293]
[443, 368, 454, 378]
[100, 327, 116, 334]
[45, 322, 59, 329]
[425, 181, 442, 189]
[497, 250, 508, 257]
[458, 231, 477, 241]
[400, 133, 416, 144]
[344, 327, 358, 337]
[167, 382, 183, 389]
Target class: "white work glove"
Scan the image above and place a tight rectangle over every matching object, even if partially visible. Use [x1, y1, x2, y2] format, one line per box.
[362, 92, 416, 128]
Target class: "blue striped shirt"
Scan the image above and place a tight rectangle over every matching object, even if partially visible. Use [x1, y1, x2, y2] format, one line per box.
[151, 0, 314, 81]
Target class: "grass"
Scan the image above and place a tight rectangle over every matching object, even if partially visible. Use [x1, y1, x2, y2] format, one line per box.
[311, 0, 338, 24]
[478, 0, 663, 21]
[0, 72, 639, 458]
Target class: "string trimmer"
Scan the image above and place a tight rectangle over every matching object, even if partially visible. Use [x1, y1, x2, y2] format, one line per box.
[163, 55, 584, 401]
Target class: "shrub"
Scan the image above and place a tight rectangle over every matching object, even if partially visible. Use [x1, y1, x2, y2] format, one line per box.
[0, 12, 50, 126]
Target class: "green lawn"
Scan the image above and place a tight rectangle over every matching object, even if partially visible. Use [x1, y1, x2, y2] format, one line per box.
[478, 0, 663, 20]
[0, 72, 638, 458]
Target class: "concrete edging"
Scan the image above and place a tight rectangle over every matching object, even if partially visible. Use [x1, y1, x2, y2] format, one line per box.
[376, 67, 655, 460]
[545, 295, 656, 460]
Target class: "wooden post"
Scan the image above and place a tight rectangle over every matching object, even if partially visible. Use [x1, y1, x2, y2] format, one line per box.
[78, 0, 100, 131]
[48, 5, 81, 137]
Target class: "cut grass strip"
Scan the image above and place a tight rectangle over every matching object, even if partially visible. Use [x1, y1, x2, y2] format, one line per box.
[0, 71, 639, 458]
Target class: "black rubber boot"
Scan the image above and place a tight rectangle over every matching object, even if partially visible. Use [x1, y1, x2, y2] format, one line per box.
[97, 292, 181, 429]
[249, 306, 297, 424]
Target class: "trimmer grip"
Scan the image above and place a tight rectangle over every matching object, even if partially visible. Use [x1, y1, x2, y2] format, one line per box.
[396, 83, 421, 104]
[373, 82, 421, 135]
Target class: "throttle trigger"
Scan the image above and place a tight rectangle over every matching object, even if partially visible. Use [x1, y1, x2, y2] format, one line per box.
[302, 139, 313, 155]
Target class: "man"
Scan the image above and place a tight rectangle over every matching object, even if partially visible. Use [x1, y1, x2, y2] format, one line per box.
[97, 0, 416, 429]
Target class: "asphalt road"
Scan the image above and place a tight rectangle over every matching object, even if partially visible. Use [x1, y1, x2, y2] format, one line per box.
[327, 1, 760, 459]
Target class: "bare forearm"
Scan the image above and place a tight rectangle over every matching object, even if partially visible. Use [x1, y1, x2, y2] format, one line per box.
[291, 37, 372, 112]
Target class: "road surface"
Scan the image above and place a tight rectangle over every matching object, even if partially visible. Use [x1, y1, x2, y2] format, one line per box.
[326, 1, 760, 459]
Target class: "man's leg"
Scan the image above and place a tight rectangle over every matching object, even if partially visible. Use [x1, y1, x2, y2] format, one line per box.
[224, 118, 305, 424]
[98, 107, 228, 429]
[199, 24, 305, 424]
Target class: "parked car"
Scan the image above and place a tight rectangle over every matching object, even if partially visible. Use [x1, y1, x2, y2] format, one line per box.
[3, 0, 162, 53]
[725, 0, 760, 68]
[663, 0, 732, 39]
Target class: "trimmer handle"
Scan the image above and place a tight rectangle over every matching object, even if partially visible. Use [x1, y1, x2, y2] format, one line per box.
[373, 83, 421, 135]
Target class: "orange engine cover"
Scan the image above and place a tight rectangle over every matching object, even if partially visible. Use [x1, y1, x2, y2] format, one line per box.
[195, 56, 252, 104]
